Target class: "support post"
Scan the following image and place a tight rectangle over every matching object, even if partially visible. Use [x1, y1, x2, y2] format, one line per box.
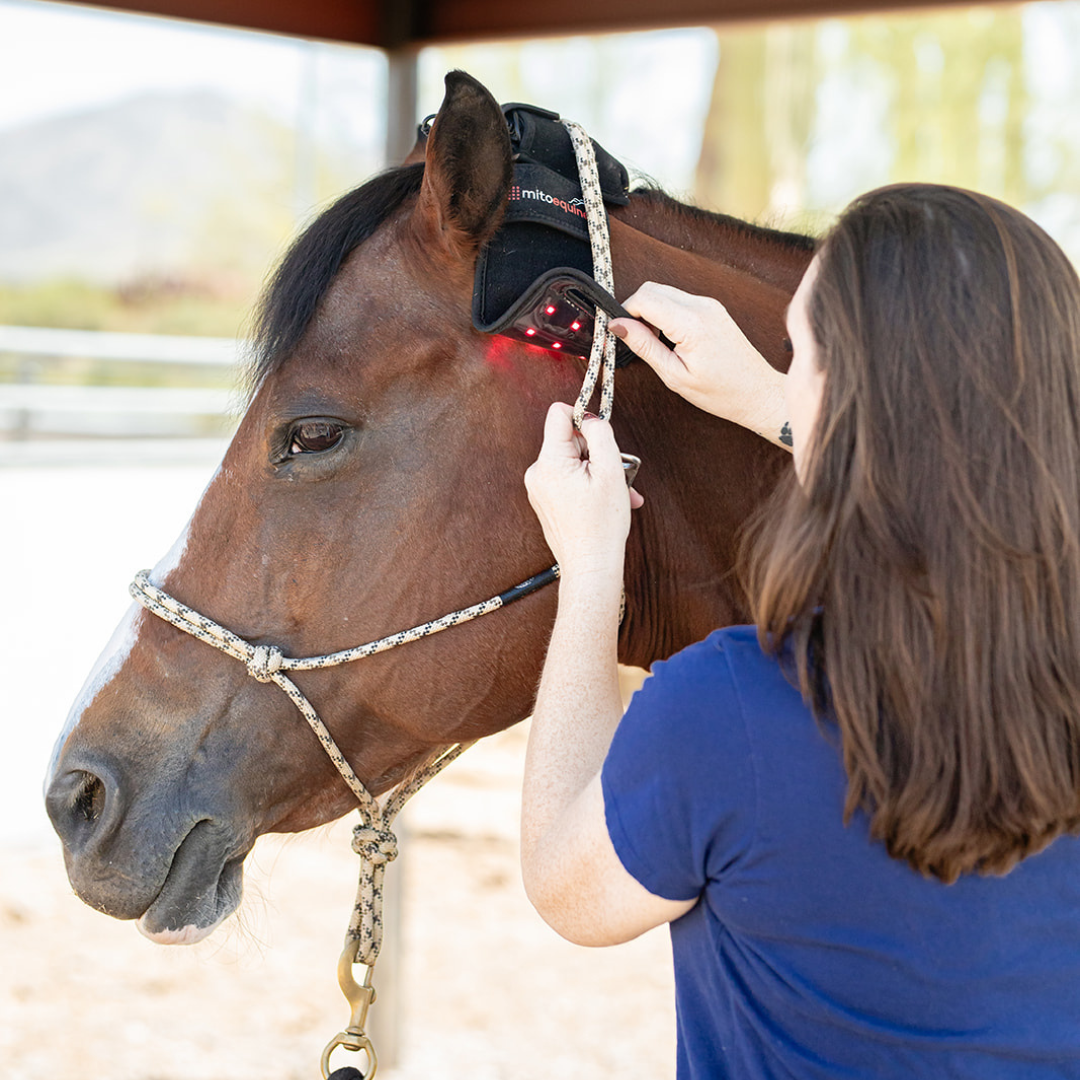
[385, 47, 420, 166]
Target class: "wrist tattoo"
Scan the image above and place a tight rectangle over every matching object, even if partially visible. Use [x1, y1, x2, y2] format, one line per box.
[779, 421, 793, 448]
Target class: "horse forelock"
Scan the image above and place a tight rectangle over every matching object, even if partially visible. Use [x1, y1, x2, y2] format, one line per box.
[244, 162, 427, 398]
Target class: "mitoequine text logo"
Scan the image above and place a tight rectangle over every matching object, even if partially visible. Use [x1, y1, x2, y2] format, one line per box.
[509, 184, 587, 220]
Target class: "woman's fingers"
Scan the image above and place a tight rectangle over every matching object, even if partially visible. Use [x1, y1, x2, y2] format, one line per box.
[609, 317, 683, 383]
[577, 413, 623, 473]
[611, 283, 702, 384]
[621, 280, 698, 330]
[538, 400, 583, 462]
[525, 404, 639, 575]
[533, 402, 624, 478]
[613, 282, 788, 442]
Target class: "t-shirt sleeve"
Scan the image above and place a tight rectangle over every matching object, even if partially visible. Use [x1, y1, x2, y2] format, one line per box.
[601, 632, 758, 901]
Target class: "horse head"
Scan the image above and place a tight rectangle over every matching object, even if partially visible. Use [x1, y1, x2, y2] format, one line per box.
[45, 71, 810, 945]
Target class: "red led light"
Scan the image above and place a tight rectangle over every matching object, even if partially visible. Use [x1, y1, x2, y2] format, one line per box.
[545, 304, 557, 315]
[525, 327, 536, 336]
[570, 321, 581, 331]
[552, 342, 562, 349]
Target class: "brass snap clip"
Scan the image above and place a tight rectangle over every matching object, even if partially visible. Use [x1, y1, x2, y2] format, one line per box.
[320, 941, 379, 1079]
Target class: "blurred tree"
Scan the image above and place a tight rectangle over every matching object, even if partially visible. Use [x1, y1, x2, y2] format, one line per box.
[695, 23, 817, 224]
[694, 6, 1028, 228]
[695, 29, 769, 221]
[853, 7, 1027, 204]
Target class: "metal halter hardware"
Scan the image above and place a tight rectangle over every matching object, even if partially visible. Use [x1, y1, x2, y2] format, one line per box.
[126, 114, 625, 1080]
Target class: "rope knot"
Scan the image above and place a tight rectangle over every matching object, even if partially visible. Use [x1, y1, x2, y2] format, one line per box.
[247, 644, 284, 682]
[352, 825, 398, 866]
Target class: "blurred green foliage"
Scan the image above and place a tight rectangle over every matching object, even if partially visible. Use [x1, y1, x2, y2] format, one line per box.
[0, 277, 253, 338]
[696, 6, 1038, 233]
[0, 351, 239, 390]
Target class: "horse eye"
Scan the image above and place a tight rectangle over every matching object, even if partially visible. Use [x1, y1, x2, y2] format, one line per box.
[289, 420, 344, 455]
[782, 336, 793, 353]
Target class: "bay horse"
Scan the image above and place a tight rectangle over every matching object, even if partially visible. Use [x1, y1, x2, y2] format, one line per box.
[45, 72, 813, 948]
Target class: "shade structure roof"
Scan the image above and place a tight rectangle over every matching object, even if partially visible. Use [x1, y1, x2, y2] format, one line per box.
[59, 0, 1011, 46]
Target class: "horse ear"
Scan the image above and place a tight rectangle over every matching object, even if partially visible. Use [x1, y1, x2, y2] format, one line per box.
[414, 71, 511, 252]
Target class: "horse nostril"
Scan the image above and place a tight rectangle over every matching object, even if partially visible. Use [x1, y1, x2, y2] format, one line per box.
[72, 772, 106, 824]
[46, 765, 122, 855]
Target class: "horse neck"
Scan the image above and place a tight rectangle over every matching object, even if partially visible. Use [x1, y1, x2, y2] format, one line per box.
[613, 190, 814, 295]
[605, 194, 811, 668]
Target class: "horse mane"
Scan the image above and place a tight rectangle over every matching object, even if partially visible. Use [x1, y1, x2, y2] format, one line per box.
[246, 162, 426, 390]
[628, 185, 818, 255]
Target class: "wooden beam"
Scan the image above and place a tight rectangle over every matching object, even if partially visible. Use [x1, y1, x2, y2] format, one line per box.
[58, 0, 1021, 47]
[417, 0, 1019, 41]
[58, 0, 384, 45]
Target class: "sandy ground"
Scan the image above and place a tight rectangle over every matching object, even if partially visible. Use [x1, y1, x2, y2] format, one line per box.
[3, 725, 676, 1080]
[1, 455, 675, 1080]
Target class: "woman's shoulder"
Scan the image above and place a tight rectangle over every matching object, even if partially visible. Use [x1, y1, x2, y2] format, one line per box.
[646, 624, 801, 710]
[618, 625, 815, 774]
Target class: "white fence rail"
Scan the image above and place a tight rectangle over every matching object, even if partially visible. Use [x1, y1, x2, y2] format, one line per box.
[0, 324, 243, 464]
[0, 324, 241, 365]
[1, 385, 234, 437]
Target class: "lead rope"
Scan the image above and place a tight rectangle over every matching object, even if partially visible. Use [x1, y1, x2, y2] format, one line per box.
[562, 119, 618, 430]
[127, 115, 619, 1080]
[562, 118, 629, 632]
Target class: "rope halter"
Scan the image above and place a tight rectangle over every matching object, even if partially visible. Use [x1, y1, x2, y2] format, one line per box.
[129, 564, 558, 879]
[247, 644, 283, 681]
[128, 561, 559, 1076]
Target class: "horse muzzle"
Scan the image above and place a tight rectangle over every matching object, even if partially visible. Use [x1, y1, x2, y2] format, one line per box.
[46, 751, 250, 942]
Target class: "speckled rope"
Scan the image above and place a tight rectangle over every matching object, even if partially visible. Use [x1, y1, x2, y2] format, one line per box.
[562, 119, 617, 430]
[344, 742, 468, 965]
[129, 565, 556, 964]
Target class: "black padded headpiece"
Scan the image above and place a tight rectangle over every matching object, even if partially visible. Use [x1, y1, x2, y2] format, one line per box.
[468, 103, 635, 364]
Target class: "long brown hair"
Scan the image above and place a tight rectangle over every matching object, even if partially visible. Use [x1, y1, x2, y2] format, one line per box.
[744, 183, 1080, 882]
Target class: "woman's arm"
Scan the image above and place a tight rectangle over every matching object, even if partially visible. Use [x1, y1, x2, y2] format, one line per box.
[610, 282, 792, 451]
[521, 404, 695, 945]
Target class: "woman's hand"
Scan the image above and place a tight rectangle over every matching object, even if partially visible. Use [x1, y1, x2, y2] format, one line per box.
[524, 403, 643, 579]
[610, 282, 791, 450]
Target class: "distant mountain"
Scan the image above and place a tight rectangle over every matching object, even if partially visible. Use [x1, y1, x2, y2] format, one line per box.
[0, 90, 380, 286]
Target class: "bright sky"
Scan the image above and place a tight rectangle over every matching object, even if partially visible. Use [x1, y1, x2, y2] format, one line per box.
[0, 0, 326, 130]
[0, 0, 716, 192]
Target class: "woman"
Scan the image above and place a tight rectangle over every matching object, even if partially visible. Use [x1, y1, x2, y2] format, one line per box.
[521, 183, 1080, 1078]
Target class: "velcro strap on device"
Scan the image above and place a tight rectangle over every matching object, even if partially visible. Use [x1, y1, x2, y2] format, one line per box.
[502, 103, 630, 207]
[503, 162, 597, 242]
[473, 103, 634, 364]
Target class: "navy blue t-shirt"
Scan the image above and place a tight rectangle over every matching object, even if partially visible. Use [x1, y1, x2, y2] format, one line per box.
[602, 625, 1080, 1079]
